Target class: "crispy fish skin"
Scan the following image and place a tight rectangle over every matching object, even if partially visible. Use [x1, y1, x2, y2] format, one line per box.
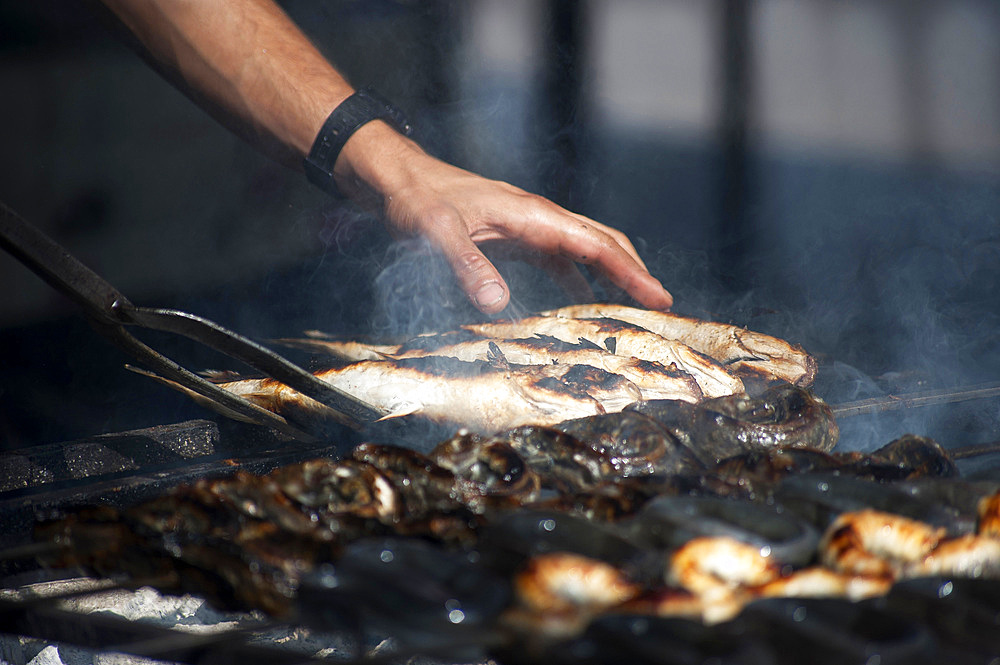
[276, 332, 705, 404]
[542, 303, 817, 387]
[190, 357, 612, 434]
[461, 316, 744, 399]
[389, 336, 703, 404]
[272, 330, 484, 362]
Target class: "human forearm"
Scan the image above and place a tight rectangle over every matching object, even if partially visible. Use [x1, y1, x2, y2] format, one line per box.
[100, 0, 674, 313]
[101, 0, 353, 167]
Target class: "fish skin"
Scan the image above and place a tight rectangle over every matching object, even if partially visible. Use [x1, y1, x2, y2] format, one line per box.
[460, 316, 744, 398]
[395, 335, 703, 404]
[271, 337, 398, 362]
[541, 303, 817, 387]
[546, 362, 642, 413]
[170, 357, 614, 434]
[276, 333, 705, 404]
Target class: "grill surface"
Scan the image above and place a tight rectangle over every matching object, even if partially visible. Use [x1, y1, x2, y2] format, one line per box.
[4, 390, 1000, 664]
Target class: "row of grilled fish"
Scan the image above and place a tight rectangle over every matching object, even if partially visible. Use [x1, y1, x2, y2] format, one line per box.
[157, 303, 817, 435]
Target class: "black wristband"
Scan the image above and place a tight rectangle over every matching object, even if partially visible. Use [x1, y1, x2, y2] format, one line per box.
[303, 87, 413, 196]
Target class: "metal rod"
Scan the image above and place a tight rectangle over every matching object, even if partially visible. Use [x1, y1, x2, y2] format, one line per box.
[949, 440, 1000, 461]
[831, 382, 1000, 418]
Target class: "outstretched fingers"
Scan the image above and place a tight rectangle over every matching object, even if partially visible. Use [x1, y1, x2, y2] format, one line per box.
[378, 158, 671, 313]
[516, 205, 673, 311]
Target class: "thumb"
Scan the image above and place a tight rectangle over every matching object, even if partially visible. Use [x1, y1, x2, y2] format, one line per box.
[437, 234, 510, 314]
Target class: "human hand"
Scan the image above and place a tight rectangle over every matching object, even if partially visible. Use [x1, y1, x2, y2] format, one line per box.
[96, 0, 665, 316]
[336, 122, 673, 315]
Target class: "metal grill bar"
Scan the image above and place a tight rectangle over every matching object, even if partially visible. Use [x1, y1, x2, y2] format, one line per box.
[831, 381, 1000, 418]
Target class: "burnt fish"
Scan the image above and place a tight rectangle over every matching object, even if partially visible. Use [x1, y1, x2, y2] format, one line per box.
[138, 356, 636, 434]
[541, 303, 817, 387]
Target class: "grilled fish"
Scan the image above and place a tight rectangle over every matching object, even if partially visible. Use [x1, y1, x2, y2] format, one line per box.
[283, 333, 704, 404]
[541, 304, 816, 387]
[459, 316, 744, 398]
[144, 357, 634, 434]
[275, 331, 401, 363]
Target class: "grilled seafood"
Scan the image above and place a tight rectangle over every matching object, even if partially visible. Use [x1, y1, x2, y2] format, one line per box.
[269, 458, 398, 521]
[818, 508, 1000, 580]
[533, 361, 642, 413]
[820, 509, 944, 577]
[460, 316, 745, 398]
[348, 443, 475, 535]
[156, 356, 614, 434]
[492, 425, 618, 493]
[839, 434, 960, 480]
[379, 334, 705, 404]
[274, 332, 401, 363]
[978, 491, 1000, 537]
[556, 411, 705, 478]
[28, 424, 1000, 660]
[35, 449, 493, 616]
[631, 382, 839, 460]
[668, 536, 781, 594]
[660, 538, 892, 624]
[476, 510, 660, 588]
[35, 482, 343, 616]
[665, 536, 778, 624]
[776, 473, 969, 534]
[909, 534, 1000, 578]
[431, 432, 543, 512]
[541, 303, 817, 387]
[513, 552, 641, 614]
[503, 551, 642, 642]
[753, 566, 892, 602]
[614, 586, 710, 622]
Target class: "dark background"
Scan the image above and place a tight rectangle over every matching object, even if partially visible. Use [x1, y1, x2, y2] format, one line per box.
[2, 0, 999, 453]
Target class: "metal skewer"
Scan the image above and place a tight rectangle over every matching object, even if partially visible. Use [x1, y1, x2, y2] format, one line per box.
[831, 381, 1000, 418]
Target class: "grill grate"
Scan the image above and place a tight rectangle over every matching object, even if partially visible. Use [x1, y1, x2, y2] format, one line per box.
[4, 396, 1000, 664]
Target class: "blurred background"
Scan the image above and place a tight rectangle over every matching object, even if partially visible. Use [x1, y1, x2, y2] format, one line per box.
[1, 0, 999, 451]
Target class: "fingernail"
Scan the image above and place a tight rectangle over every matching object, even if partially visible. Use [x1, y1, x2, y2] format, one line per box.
[474, 282, 505, 308]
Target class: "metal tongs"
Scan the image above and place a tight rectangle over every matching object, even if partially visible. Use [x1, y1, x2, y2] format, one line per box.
[0, 201, 386, 440]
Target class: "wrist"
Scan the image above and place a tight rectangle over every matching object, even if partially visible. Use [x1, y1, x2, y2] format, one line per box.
[333, 120, 428, 202]
[303, 87, 413, 197]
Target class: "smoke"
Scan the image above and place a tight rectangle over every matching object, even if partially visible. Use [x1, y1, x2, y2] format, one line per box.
[751, 161, 1000, 452]
[630, 151, 1000, 453]
[366, 235, 596, 338]
[368, 237, 473, 338]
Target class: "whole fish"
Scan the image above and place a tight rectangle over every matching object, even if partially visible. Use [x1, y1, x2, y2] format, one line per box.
[541, 304, 816, 387]
[274, 330, 400, 363]
[460, 316, 744, 398]
[142, 356, 634, 434]
[279, 333, 704, 404]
